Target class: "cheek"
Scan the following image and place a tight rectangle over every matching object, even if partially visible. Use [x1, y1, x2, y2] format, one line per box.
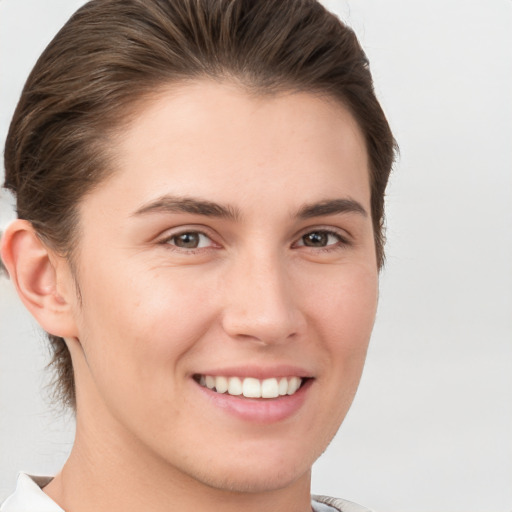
[74, 262, 217, 393]
[301, 262, 378, 392]
[301, 261, 378, 340]
[286, 264, 378, 453]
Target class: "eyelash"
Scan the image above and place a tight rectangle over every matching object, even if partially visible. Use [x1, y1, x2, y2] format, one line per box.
[293, 229, 350, 252]
[158, 227, 350, 254]
[159, 229, 217, 254]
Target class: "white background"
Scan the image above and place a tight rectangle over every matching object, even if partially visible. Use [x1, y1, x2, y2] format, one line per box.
[1, 1, 511, 510]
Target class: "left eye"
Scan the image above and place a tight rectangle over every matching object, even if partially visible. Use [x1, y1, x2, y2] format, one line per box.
[296, 230, 342, 248]
[166, 231, 213, 249]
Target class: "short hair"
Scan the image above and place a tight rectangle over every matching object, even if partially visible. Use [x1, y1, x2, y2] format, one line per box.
[3, 0, 397, 409]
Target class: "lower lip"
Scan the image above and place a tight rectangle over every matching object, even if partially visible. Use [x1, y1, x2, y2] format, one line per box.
[194, 379, 312, 424]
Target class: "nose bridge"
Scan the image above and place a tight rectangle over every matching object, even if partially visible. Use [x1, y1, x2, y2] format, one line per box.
[221, 245, 304, 344]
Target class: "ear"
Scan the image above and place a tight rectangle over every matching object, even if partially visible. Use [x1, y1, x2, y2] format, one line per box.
[1, 219, 79, 338]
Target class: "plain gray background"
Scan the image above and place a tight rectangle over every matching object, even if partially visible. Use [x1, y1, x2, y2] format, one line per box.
[1, 1, 511, 510]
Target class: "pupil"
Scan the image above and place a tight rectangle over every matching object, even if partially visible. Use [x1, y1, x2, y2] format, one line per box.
[175, 233, 199, 248]
[304, 232, 327, 247]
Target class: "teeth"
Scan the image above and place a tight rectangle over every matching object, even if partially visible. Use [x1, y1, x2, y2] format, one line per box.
[215, 375, 228, 393]
[278, 377, 288, 396]
[287, 376, 301, 395]
[198, 375, 304, 398]
[242, 377, 261, 398]
[261, 378, 279, 398]
[228, 377, 243, 396]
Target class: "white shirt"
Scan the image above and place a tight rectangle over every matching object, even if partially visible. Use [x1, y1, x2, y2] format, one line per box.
[0, 474, 63, 512]
[1, 473, 371, 512]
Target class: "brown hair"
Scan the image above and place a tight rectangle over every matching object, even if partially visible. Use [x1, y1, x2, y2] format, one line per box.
[3, 0, 397, 409]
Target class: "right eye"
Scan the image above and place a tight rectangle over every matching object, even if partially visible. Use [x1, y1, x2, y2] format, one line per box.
[164, 231, 214, 250]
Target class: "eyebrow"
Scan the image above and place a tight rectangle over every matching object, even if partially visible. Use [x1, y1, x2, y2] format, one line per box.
[133, 195, 241, 221]
[296, 198, 368, 219]
[133, 195, 367, 222]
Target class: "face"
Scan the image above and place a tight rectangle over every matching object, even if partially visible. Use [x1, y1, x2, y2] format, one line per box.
[65, 81, 378, 493]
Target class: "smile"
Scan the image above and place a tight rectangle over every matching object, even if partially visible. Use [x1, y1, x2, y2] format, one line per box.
[195, 375, 303, 398]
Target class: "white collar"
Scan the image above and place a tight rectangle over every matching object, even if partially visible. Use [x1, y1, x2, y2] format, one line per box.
[0, 473, 64, 512]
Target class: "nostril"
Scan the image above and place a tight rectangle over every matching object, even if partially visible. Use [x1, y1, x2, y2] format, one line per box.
[221, 308, 305, 346]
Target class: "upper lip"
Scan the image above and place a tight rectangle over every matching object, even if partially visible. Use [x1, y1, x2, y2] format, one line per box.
[192, 365, 313, 380]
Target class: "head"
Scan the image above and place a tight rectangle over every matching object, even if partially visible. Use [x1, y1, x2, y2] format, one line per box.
[1, 0, 396, 495]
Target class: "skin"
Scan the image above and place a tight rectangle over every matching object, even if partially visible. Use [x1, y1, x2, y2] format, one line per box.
[2, 81, 378, 512]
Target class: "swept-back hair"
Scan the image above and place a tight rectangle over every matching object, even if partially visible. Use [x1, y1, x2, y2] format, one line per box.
[4, 0, 396, 409]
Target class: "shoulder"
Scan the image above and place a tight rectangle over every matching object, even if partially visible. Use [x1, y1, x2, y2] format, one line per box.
[312, 494, 375, 512]
[0, 474, 63, 512]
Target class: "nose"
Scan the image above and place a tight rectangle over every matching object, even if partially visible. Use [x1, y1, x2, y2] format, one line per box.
[220, 251, 306, 345]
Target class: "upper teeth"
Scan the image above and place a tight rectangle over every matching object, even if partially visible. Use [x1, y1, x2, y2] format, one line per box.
[198, 375, 302, 398]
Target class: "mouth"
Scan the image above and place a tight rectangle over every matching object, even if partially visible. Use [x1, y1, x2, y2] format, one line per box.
[193, 374, 307, 399]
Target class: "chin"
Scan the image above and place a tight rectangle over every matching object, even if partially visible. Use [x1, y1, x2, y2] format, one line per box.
[191, 461, 311, 494]
[173, 440, 319, 495]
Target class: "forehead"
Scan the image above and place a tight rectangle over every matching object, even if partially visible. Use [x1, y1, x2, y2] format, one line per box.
[86, 80, 370, 217]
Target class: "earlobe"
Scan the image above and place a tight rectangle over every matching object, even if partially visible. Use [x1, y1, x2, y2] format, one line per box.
[1, 219, 79, 338]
